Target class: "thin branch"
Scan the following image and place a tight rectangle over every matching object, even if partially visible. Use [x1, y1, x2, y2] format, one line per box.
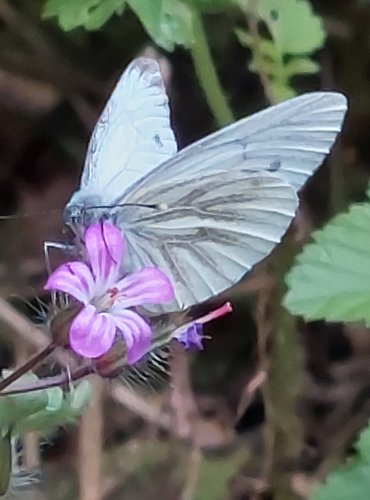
[0, 365, 93, 396]
[0, 343, 55, 392]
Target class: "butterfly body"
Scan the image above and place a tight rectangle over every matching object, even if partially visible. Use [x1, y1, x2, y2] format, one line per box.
[64, 58, 348, 312]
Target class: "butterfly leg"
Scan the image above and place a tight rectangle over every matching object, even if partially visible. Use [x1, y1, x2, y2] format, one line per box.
[43, 241, 74, 276]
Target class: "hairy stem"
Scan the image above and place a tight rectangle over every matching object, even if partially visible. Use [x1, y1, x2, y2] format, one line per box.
[190, 8, 234, 127]
[0, 365, 93, 396]
[0, 343, 56, 392]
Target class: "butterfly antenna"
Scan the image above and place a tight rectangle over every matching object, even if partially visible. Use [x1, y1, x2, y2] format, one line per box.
[85, 202, 168, 212]
[0, 208, 61, 220]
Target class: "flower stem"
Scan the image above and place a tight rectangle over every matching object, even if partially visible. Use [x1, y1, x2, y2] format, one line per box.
[0, 365, 93, 396]
[190, 8, 234, 127]
[193, 302, 232, 325]
[0, 343, 56, 392]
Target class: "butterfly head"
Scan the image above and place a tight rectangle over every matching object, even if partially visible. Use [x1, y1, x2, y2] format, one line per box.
[63, 191, 110, 230]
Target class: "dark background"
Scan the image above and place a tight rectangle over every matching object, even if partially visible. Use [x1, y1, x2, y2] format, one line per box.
[1, 1, 370, 499]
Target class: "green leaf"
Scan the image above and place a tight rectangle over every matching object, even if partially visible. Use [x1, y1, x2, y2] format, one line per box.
[284, 57, 320, 77]
[45, 387, 64, 412]
[312, 422, 370, 500]
[257, 0, 325, 55]
[0, 372, 48, 430]
[127, 0, 194, 50]
[43, 0, 126, 31]
[182, 0, 236, 12]
[270, 79, 296, 100]
[66, 380, 93, 412]
[284, 200, 370, 325]
[235, 28, 278, 59]
[14, 381, 92, 434]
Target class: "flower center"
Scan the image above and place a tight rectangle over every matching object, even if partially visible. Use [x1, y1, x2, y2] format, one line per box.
[93, 287, 120, 312]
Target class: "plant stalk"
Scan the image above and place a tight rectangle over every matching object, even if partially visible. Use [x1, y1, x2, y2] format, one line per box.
[190, 8, 234, 127]
[0, 343, 56, 392]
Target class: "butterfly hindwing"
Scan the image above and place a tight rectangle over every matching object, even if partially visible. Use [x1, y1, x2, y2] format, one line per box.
[117, 171, 297, 311]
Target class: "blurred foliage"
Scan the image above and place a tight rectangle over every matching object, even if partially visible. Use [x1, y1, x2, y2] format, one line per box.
[284, 193, 370, 325]
[42, 0, 240, 50]
[0, 372, 91, 496]
[237, 0, 324, 101]
[0, 373, 91, 436]
[284, 183, 370, 496]
[312, 421, 370, 500]
[0, 0, 369, 498]
[194, 453, 246, 500]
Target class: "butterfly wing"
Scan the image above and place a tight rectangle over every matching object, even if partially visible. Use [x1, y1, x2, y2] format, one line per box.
[117, 171, 297, 311]
[113, 91, 347, 311]
[71, 58, 177, 206]
[122, 91, 347, 203]
[66, 58, 347, 311]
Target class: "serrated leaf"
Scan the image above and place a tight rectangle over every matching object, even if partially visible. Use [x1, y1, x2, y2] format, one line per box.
[43, 0, 126, 31]
[127, 0, 194, 50]
[235, 28, 278, 59]
[284, 201, 370, 325]
[312, 422, 370, 500]
[284, 57, 320, 77]
[257, 0, 325, 55]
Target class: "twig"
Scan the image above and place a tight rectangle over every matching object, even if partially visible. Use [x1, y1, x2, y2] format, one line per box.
[111, 384, 172, 430]
[0, 343, 55, 392]
[170, 343, 203, 499]
[0, 365, 93, 396]
[0, 298, 168, 427]
[180, 446, 203, 500]
[78, 377, 104, 500]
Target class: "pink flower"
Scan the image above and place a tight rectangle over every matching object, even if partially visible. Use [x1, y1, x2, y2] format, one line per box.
[176, 323, 204, 350]
[174, 302, 233, 350]
[45, 222, 174, 363]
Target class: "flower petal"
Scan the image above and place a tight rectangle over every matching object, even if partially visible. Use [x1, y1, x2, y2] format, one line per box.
[69, 304, 116, 358]
[175, 323, 204, 350]
[112, 309, 152, 364]
[85, 222, 124, 289]
[116, 267, 174, 308]
[45, 262, 94, 304]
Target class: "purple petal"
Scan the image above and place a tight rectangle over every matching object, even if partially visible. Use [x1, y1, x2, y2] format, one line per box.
[116, 267, 174, 308]
[175, 323, 204, 350]
[45, 262, 94, 304]
[69, 304, 116, 358]
[84, 222, 124, 289]
[112, 309, 152, 364]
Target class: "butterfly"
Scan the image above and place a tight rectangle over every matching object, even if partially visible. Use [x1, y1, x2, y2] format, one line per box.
[63, 57, 347, 313]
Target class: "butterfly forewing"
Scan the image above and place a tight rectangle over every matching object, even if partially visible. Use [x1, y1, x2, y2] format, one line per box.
[122, 91, 347, 202]
[67, 58, 177, 210]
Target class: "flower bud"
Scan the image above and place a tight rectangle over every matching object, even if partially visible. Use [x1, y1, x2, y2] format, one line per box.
[49, 304, 82, 348]
[93, 337, 128, 378]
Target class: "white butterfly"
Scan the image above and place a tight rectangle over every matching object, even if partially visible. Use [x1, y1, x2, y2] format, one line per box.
[64, 57, 347, 312]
